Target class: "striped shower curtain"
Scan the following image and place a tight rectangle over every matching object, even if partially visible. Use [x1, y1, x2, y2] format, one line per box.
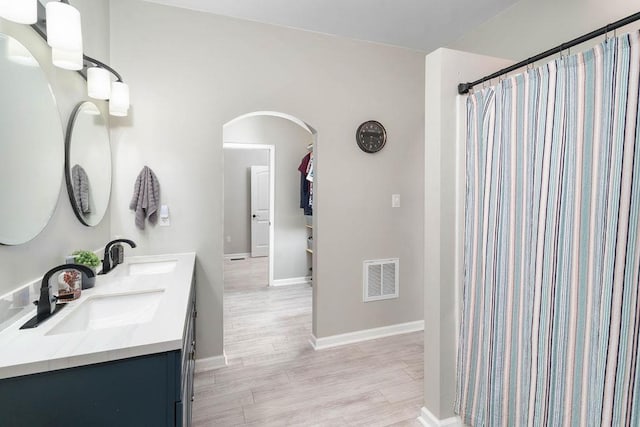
[456, 32, 640, 426]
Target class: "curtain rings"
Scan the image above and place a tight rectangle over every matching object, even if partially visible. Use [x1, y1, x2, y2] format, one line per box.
[604, 25, 616, 44]
[526, 57, 535, 73]
[559, 43, 569, 62]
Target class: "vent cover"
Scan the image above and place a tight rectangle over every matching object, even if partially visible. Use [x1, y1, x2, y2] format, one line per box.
[363, 258, 399, 302]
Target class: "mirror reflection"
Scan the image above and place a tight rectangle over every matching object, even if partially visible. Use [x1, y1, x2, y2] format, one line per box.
[65, 102, 112, 226]
[0, 33, 64, 245]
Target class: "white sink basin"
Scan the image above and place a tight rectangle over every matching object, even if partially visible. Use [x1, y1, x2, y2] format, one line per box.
[46, 290, 164, 336]
[127, 260, 177, 276]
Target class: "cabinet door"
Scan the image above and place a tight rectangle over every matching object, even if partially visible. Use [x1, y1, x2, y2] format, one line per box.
[0, 352, 178, 427]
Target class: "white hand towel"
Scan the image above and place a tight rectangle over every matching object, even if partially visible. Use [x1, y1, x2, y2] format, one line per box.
[129, 166, 160, 230]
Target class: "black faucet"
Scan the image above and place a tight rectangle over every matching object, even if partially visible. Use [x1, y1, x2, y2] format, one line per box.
[38, 264, 95, 321]
[100, 239, 137, 275]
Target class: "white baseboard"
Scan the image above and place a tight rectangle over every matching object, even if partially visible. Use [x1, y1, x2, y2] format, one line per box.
[224, 253, 250, 260]
[310, 320, 424, 350]
[417, 407, 464, 427]
[195, 353, 228, 373]
[272, 276, 312, 287]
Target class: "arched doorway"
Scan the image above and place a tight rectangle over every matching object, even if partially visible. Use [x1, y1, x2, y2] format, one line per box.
[222, 111, 317, 360]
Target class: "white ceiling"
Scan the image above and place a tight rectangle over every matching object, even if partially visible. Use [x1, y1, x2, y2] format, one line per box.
[139, 0, 520, 52]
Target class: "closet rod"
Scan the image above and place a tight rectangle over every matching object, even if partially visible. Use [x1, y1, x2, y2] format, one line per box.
[457, 11, 640, 95]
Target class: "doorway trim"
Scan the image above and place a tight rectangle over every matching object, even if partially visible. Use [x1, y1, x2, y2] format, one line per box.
[225, 111, 317, 135]
[223, 142, 276, 287]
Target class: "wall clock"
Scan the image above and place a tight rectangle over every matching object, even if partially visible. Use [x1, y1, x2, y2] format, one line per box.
[356, 120, 386, 153]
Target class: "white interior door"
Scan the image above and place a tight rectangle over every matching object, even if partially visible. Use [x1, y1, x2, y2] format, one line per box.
[250, 165, 270, 257]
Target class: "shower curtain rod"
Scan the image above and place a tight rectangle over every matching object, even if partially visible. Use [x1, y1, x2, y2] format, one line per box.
[457, 11, 640, 94]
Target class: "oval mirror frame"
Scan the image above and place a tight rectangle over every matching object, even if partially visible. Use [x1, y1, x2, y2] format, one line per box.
[0, 33, 64, 245]
[65, 101, 112, 226]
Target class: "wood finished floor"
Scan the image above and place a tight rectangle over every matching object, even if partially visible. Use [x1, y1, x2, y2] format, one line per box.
[193, 256, 423, 426]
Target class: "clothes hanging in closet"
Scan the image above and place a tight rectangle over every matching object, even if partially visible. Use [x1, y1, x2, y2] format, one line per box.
[298, 152, 313, 215]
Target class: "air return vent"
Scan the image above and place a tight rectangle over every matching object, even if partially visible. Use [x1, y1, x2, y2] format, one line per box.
[363, 258, 399, 302]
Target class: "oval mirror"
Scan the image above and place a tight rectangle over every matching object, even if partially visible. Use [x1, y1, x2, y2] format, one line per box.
[65, 102, 112, 226]
[0, 33, 64, 245]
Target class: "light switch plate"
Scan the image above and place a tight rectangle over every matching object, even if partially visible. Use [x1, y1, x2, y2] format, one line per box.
[159, 205, 170, 226]
[392, 194, 401, 208]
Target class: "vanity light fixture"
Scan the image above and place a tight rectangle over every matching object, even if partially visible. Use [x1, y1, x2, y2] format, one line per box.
[84, 57, 129, 115]
[45, 1, 83, 70]
[83, 102, 101, 116]
[4, 0, 131, 116]
[87, 66, 111, 100]
[0, 0, 37, 25]
[51, 47, 83, 70]
[7, 37, 38, 66]
[109, 81, 130, 117]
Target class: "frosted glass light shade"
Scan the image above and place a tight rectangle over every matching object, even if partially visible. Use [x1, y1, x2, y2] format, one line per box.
[109, 82, 129, 117]
[0, 0, 37, 24]
[46, 2, 82, 52]
[51, 47, 83, 71]
[88, 67, 111, 100]
[83, 102, 101, 116]
[7, 37, 38, 67]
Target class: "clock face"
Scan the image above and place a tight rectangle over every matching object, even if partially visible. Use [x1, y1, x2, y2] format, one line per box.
[356, 121, 386, 153]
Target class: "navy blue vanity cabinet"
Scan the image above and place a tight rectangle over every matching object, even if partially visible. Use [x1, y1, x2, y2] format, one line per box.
[178, 277, 197, 426]
[0, 281, 196, 427]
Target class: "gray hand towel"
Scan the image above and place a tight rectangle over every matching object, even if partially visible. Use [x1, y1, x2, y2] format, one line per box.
[71, 164, 91, 214]
[129, 166, 160, 230]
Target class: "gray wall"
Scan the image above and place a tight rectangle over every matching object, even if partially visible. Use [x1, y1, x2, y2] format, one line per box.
[423, 48, 513, 420]
[223, 148, 269, 255]
[224, 115, 313, 281]
[108, 0, 425, 359]
[0, 1, 111, 297]
[449, 0, 639, 60]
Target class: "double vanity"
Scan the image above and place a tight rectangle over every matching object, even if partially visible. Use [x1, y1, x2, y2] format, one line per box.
[0, 21, 197, 427]
[0, 252, 196, 427]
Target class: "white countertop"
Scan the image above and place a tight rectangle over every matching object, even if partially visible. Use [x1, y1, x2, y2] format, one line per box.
[0, 252, 196, 380]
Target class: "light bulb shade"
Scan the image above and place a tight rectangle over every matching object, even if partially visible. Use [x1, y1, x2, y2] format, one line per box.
[84, 103, 101, 116]
[87, 67, 111, 100]
[109, 82, 130, 117]
[7, 37, 38, 67]
[51, 47, 83, 70]
[46, 2, 82, 52]
[0, 0, 37, 24]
